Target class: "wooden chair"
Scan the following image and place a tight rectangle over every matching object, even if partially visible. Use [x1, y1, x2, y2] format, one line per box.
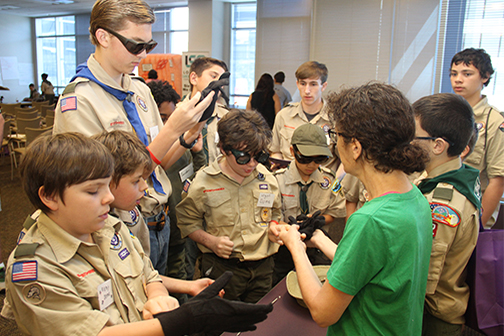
[10, 126, 52, 179]
[0, 103, 21, 119]
[15, 106, 37, 113]
[45, 115, 55, 127]
[41, 104, 56, 118]
[32, 100, 50, 112]
[16, 117, 41, 135]
[45, 109, 55, 118]
[16, 110, 40, 119]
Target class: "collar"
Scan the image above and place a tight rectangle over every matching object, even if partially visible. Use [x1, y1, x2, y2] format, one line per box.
[87, 54, 131, 92]
[471, 95, 489, 117]
[285, 163, 325, 185]
[290, 100, 329, 122]
[427, 157, 462, 179]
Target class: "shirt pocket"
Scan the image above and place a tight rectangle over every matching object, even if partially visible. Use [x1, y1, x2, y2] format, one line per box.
[464, 129, 485, 167]
[279, 126, 295, 143]
[113, 249, 148, 313]
[426, 241, 448, 294]
[253, 190, 275, 225]
[203, 190, 233, 231]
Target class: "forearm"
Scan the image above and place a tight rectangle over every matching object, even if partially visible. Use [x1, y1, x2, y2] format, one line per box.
[188, 229, 216, 250]
[481, 176, 504, 226]
[322, 214, 334, 225]
[161, 276, 191, 294]
[161, 123, 205, 169]
[311, 234, 337, 261]
[345, 201, 357, 222]
[147, 281, 170, 299]
[98, 319, 164, 336]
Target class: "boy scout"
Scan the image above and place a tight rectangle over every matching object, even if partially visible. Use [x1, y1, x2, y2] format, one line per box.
[273, 123, 346, 284]
[186, 57, 229, 164]
[413, 93, 481, 335]
[450, 48, 504, 227]
[270, 61, 330, 160]
[177, 109, 281, 303]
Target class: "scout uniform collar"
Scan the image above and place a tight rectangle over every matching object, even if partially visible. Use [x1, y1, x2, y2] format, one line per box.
[471, 95, 489, 117]
[285, 163, 325, 185]
[418, 159, 481, 210]
[291, 100, 329, 122]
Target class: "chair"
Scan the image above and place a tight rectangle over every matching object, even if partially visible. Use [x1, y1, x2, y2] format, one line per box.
[32, 100, 50, 112]
[45, 115, 55, 127]
[41, 104, 56, 118]
[16, 110, 40, 119]
[45, 109, 55, 118]
[15, 106, 37, 113]
[0, 102, 21, 119]
[1, 119, 11, 159]
[10, 126, 52, 179]
[16, 117, 41, 135]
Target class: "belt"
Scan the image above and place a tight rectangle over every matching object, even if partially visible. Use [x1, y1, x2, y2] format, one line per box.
[210, 253, 270, 269]
[146, 204, 169, 231]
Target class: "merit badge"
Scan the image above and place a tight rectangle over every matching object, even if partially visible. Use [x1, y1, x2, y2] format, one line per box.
[12, 261, 37, 282]
[119, 248, 130, 261]
[17, 231, 26, 245]
[137, 96, 148, 112]
[259, 184, 268, 190]
[476, 122, 484, 131]
[331, 178, 342, 195]
[430, 203, 460, 227]
[261, 208, 271, 222]
[22, 283, 46, 305]
[110, 232, 123, 250]
[320, 176, 331, 190]
[129, 208, 140, 225]
[183, 179, 191, 193]
[258, 173, 265, 181]
[432, 222, 438, 238]
[500, 122, 504, 133]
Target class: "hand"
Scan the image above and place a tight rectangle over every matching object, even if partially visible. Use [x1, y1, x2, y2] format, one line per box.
[188, 278, 214, 297]
[296, 210, 326, 241]
[211, 236, 234, 258]
[143, 295, 180, 320]
[155, 271, 273, 336]
[278, 224, 306, 251]
[166, 91, 214, 137]
[269, 221, 290, 245]
[305, 229, 326, 249]
[191, 133, 203, 152]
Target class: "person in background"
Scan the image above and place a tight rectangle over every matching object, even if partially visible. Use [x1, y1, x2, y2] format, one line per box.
[24, 83, 40, 102]
[274, 71, 292, 108]
[146, 69, 158, 83]
[147, 80, 180, 123]
[412, 93, 480, 335]
[272, 82, 432, 335]
[450, 48, 504, 228]
[246, 73, 281, 129]
[41, 73, 55, 105]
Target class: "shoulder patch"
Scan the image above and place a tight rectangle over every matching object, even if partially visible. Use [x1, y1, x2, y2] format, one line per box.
[432, 187, 453, 201]
[12, 261, 38, 282]
[14, 243, 40, 258]
[183, 179, 191, 193]
[331, 178, 343, 195]
[499, 122, 504, 132]
[23, 283, 46, 305]
[61, 97, 77, 112]
[430, 202, 461, 227]
[320, 176, 331, 190]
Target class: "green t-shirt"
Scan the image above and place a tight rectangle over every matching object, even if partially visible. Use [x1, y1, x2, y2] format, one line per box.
[327, 186, 432, 336]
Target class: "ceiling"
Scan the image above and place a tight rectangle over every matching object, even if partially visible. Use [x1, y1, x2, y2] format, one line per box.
[0, 0, 188, 17]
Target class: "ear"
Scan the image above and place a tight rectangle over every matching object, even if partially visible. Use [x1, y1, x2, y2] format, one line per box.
[38, 186, 59, 212]
[321, 81, 328, 92]
[95, 28, 111, 49]
[189, 71, 199, 86]
[482, 72, 490, 85]
[432, 138, 448, 156]
[351, 138, 362, 161]
[289, 146, 295, 157]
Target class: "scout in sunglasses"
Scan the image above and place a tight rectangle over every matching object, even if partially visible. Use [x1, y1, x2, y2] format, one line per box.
[100, 27, 158, 55]
[293, 145, 329, 165]
[229, 148, 270, 165]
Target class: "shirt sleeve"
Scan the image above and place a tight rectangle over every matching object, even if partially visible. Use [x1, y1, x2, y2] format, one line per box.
[175, 179, 206, 238]
[485, 112, 504, 179]
[270, 112, 283, 154]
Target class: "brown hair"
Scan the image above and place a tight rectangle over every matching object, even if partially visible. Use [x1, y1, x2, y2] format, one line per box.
[20, 132, 114, 212]
[218, 109, 272, 156]
[189, 57, 228, 91]
[89, 0, 155, 46]
[295, 61, 328, 84]
[92, 130, 152, 186]
[328, 82, 427, 174]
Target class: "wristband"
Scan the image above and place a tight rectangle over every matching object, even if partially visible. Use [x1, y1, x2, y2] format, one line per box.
[270, 220, 279, 225]
[146, 147, 161, 165]
[179, 133, 198, 149]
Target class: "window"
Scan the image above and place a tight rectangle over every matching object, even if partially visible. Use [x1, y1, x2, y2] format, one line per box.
[152, 7, 189, 55]
[230, 3, 257, 108]
[35, 16, 76, 95]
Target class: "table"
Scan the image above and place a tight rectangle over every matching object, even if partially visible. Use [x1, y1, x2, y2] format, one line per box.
[222, 277, 327, 336]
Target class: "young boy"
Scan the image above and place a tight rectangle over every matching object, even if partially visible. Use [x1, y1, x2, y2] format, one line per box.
[186, 57, 229, 164]
[270, 61, 330, 160]
[176, 109, 281, 303]
[273, 123, 346, 284]
[413, 93, 481, 335]
[450, 48, 504, 227]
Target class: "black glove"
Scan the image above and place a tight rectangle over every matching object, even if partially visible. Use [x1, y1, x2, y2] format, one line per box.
[297, 210, 326, 241]
[198, 72, 230, 122]
[155, 271, 273, 336]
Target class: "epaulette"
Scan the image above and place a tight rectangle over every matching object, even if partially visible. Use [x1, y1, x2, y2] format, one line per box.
[319, 166, 336, 177]
[62, 78, 89, 95]
[23, 209, 41, 230]
[14, 243, 40, 258]
[432, 184, 453, 201]
[131, 76, 146, 84]
[274, 168, 288, 175]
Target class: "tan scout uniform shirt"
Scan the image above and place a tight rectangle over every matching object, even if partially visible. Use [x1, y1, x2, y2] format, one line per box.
[464, 96, 504, 224]
[176, 157, 281, 261]
[270, 102, 331, 160]
[53, 55, 171, 217]
[421, 159, 479, 324]
[110, 207, 150, 257]
[341, 173, 368, 210]
[4, 213, 161, 336]
[274, 164, 346, 221]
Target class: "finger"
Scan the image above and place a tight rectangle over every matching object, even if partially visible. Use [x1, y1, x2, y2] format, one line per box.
[197, 271, 233, 298]
[143, 309, 154, 320]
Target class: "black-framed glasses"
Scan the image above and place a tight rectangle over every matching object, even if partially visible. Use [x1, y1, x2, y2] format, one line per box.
[328, 129, 347, 143]
[293, 149, 329, 165]
[415, 136, 454, 147]
[101, 27, 158, 55]
[229, 148, 270, 165]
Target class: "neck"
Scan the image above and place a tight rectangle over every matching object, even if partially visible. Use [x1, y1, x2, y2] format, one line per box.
[302, 99, 323, 114]
[354, 162, 412, 200]
[425, 155, 453, 175]
[94, 49, 123, 85]
[219, 157, 245, 184]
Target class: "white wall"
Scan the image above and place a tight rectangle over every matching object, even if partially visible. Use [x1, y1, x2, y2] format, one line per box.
[0, 13, 35, 104]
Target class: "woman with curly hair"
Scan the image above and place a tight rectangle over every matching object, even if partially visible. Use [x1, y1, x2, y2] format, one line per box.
[273, 82, 433, 335]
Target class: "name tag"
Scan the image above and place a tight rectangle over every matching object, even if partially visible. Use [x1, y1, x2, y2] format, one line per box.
[257, 193, 275, 208]
[150, 125, 159, 141]
[179, 162, 194, 182]
[97, 279, 114, 311]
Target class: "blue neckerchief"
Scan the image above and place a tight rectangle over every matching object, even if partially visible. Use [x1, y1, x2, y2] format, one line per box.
[72, 64, 165, 194]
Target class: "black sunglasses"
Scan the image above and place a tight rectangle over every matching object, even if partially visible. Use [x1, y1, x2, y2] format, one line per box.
[229, 148, 270, 165]
[293, 148, 329, 165]
[101, 27, 158, 55]
[415, 136, 455, 147]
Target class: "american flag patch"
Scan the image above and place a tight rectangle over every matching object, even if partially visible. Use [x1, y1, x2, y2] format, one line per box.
[12, 261, 37, 282]
[61, 97, 77, 112]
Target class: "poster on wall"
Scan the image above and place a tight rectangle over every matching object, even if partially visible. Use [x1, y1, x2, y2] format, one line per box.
[182, 51, 209, 100]
[0, 57, 19, 81]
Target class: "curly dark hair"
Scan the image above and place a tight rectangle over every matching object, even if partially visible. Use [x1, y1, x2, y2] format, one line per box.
[147, 80, 180, 107]
[328, 82, 427, 175]
[451, 48, 494, 87]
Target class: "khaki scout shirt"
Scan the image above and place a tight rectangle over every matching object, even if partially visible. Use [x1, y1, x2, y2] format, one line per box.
[110, 207, 150, 257]
[53, 55, 171, 217]
[421, 159, 479, 324]
[274, 164, 346, 221]
[5, 213, 161, 336]
[341, 173, 368, 209]
[270, 101, 331, 160]
[176, 156, 281, 261]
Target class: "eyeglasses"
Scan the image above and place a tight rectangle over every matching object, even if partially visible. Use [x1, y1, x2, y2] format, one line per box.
[328, 129, 347, 144]
[101, 27, 158, 55]
[415, 136, 454, 147]
[293, 150, 329, 165]
[229, 148, 270, 165]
